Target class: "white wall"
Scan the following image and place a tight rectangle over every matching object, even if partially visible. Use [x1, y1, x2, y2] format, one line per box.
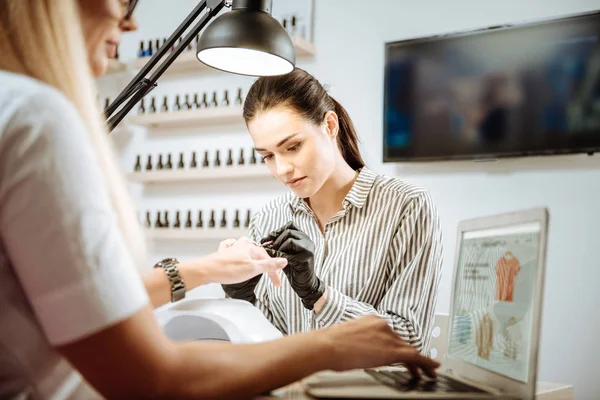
[105, 0, 600, 397]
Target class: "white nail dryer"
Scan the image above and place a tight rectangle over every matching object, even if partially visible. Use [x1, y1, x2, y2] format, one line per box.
[154, 298, 284, 343]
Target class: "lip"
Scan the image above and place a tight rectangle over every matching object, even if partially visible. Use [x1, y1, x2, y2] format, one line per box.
[286, 176, 306, 188]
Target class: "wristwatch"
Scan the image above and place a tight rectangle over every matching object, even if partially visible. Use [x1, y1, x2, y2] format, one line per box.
[154, 257, 185, 303]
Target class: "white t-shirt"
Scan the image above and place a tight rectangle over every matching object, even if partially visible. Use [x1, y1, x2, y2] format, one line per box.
[0, 71, 149, 399]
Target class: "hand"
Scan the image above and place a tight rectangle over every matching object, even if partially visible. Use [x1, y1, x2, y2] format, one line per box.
[217, 237, 287, 303]
[266, 223, 325, 310]
[322, 315, 440, 378]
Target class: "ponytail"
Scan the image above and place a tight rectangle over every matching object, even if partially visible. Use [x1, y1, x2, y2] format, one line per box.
[330, 96, 365, 170]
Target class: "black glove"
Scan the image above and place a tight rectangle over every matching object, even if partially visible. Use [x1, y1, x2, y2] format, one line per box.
[260, 221, 296, 247]
[221, 275, 262, 304]
[221, 224, 292, 303]
[264, 222, 326, 310]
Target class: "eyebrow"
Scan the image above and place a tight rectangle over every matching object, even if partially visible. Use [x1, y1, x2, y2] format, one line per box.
[254, 133, 300, 152]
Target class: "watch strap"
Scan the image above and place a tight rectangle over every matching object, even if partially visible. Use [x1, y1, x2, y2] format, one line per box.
[154, 258, 185, 302]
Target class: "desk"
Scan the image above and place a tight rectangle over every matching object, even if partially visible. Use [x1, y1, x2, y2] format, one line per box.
[257, 371, 574, 400]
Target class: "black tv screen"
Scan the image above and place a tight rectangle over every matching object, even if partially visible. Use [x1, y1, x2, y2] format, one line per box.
[383, 11, 600, 162]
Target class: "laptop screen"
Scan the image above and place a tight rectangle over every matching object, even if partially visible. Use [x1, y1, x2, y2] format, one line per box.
[447, 221, 542, 383]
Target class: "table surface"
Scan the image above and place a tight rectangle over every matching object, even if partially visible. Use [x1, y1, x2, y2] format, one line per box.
[255, 371, 574, 400]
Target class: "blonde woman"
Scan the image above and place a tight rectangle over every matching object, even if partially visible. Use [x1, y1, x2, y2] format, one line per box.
[0, 0, 439, 399]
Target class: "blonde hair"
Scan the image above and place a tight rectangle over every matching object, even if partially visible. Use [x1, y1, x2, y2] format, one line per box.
[0, 0, 146, 269]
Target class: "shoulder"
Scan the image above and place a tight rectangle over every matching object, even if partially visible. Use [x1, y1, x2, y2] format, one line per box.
[368, 169, 436, 211]
[0, 71, 84, 140]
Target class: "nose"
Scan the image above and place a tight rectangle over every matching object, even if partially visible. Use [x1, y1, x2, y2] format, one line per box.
[275, 157, 293, 178]
[120, 15, 139, 32]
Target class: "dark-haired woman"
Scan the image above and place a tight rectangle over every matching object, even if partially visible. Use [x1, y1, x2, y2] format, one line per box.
[221, 68, 444, 355]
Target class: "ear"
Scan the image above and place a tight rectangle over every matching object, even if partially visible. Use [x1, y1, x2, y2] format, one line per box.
[323, 111, 339, 139]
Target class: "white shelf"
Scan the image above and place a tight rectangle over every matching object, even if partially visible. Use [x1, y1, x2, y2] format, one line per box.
[128, 165, 271, 183]
[131, 35, 316, 76]
[292, 35, 316, 57]
[128, 106, 244, 128]
[132, 50, 209, 74]
[145, 228, 247, 241]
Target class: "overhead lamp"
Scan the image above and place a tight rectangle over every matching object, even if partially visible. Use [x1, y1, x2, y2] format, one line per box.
[105, 0, 295, 132]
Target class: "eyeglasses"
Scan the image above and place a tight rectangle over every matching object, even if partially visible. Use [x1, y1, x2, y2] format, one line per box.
[122, 0, 139, 20]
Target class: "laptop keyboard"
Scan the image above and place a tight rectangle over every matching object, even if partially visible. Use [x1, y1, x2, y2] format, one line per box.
[365, 369, 487, 393]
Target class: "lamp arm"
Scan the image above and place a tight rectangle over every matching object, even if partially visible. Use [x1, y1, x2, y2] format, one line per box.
[105, 0, 228, 132]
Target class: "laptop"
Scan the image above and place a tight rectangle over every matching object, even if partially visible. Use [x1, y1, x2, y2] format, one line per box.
[303, 208, 549, 400]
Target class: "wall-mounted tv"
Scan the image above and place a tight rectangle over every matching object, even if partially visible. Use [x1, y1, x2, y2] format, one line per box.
[383, 11, 600, 162]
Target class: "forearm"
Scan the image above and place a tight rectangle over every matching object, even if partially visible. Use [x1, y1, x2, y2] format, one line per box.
[143, 259, 212, 308]
[315, 287, 418, 343]
[315, 286, 392, 326]
[163, 332, 332, 399]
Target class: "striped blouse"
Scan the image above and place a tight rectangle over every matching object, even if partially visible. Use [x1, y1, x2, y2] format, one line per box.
[249, 167, 443, 353]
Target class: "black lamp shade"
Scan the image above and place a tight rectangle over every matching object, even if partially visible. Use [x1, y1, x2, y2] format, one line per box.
[197, 8, 295, 76]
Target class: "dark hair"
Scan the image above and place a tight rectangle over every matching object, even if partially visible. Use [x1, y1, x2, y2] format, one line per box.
[243, 68, 365, 170]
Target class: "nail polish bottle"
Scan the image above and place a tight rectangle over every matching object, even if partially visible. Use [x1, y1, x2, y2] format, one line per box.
[244, 209, 251, 228]
[193, 93, 200, 109]
[155, 211, 162, 228]
[201, 92, 208, 109]
[147, 39, 153, 56]
[209, 210, 216, 228]
[184, 94, 192, 110]
[137, 98, 145, 115]
[235, 88, 243, 105]
[174, 211, 181, 228]
[291, 16, 297, 35]
[226, 149, 233, 166]
[149, 97, 157, 113]
[134, 155, 142, 172]
[196, 210, 203, 228]
[282, 18, 287, 32]
[191, 152, 198, 168]
[233, 210, 240, 228]
[220, 210, 227, 228]
[174, 95, 181, 112]
[166, 154, 173, 169]
[138, 41, 145, 58]
[164, 211, 170, 228]
[238, 149, 245, 165]
[211, 91, 218, 108]
[202, 151, 209, 168]
[163, 38, 167, 50]
[161, 96, 169, 112]
[146, 211, 152, 228]
[104, 98, 110, 111]
[214, 150, 221, 167]
[185, 210, 192, 228]
[178, 152, 185, 169]
[250, 148, 257, 164]
[146, 155, 153, 171]
[157, 154, 163, 170]
[155, 38, 161, 52]
[221, 90, 229, 107]
[115, 46, 120, 60]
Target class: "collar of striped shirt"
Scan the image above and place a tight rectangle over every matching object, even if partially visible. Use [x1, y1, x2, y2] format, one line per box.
[288, 166, 378, 213]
